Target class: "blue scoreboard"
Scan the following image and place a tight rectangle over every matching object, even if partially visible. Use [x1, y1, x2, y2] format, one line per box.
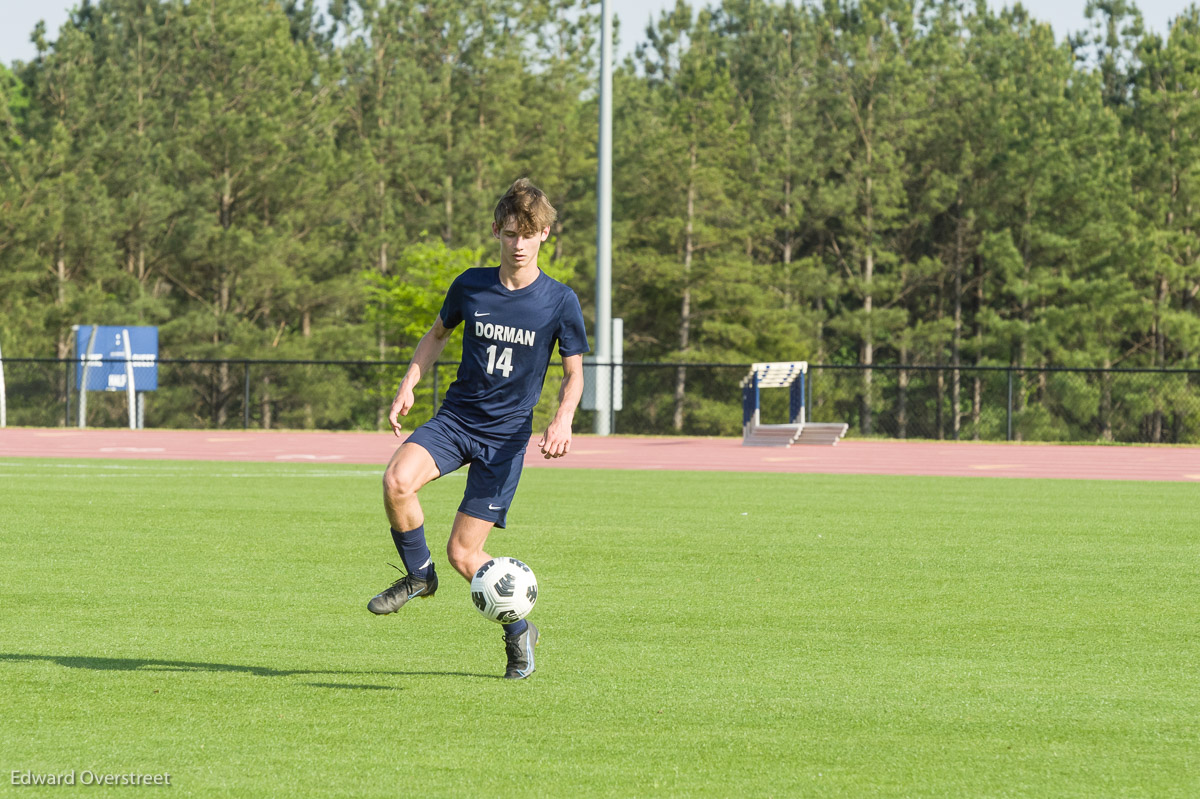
[75, 326, 159, 392]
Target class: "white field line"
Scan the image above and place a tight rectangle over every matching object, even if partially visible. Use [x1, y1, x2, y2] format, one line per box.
[0, 461, 466, 480]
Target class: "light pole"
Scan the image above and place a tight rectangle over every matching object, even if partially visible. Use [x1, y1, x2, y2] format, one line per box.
[594, 0, 613, 435]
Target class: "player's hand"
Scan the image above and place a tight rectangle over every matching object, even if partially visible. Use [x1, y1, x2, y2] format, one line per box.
[538, 420, 572, 459]
[388, 386, 415, 437]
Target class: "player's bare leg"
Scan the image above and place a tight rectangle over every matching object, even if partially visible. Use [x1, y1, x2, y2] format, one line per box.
[369, 443, 442, 615]
[382, 442, 440, 532]
[447, 512, 539, 679]
[445, 512, 495, 580]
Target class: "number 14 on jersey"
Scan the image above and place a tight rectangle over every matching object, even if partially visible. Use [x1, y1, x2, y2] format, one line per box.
[485, 345, 514, 378]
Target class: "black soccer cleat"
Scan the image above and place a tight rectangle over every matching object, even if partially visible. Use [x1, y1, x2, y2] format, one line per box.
[367, 563, 438, 615]
[503, 622, 538, 680]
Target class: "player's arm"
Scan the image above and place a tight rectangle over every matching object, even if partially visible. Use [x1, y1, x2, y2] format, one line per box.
[538, 354, 584, 459]
[389, 317, 454, 437]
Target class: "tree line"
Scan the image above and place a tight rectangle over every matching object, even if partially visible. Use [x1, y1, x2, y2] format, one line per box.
[1, 0, 1198, 439]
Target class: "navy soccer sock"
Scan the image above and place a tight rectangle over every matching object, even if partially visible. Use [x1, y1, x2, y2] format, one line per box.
[390, 526, 433, 579]
[503, 619, 529, 638]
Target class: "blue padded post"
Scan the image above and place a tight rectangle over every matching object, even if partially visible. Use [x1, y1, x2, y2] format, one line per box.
[742, 372, 758, 426]
[790, 373, 803, 424]
[802, 368, 809, 422]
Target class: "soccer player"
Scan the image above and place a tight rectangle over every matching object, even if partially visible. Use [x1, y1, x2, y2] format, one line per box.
[367, 178, 588, 680]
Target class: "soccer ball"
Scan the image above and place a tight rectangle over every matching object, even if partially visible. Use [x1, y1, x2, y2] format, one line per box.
[470, 557, 538, 624]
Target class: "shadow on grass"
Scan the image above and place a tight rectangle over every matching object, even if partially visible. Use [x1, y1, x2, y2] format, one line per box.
[0, 653, 501, 681]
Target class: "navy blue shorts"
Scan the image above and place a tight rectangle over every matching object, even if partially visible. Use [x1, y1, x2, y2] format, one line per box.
[404, 413, 527, 528]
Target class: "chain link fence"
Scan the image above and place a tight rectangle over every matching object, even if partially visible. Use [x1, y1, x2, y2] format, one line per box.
[2, 358, 1199, 444]
[804, 365, 1200, 445]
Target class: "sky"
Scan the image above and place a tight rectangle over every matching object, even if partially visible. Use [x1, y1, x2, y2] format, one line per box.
[0, 0, 1196, 68]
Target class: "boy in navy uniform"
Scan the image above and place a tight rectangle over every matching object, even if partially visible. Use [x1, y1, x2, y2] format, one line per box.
[368, 178, 589, 679]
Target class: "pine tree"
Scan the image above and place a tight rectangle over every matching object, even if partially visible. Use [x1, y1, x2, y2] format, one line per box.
[1128, 9, 1200, 440]
[85, 0, 177, 323]
[628, 2, 751, 432]
[721, 0, 831, 364]
[817, 0, 918, 434]
[15, 12, 121, 362]
[156, 0, 345, 427]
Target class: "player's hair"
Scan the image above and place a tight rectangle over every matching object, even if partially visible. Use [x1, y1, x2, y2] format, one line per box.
[494, 178, 557, 236]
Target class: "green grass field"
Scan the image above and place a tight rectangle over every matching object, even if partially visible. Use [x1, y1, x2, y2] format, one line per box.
[0, 458, 1196, 797]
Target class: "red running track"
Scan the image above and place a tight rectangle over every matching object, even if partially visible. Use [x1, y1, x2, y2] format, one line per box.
[1, 427, 1198, 482]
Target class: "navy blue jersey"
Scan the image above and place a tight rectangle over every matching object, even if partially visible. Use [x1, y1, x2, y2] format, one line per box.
[437, 267, 589, 441]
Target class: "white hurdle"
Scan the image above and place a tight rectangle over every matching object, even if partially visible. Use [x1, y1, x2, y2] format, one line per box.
[740, 361, 848, 447]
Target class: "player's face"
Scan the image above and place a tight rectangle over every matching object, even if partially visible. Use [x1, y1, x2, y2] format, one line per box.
[493, 220, 550, 270]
